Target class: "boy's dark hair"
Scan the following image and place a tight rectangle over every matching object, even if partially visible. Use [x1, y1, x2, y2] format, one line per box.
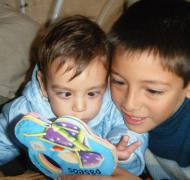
[38, 15, 110, 82]
[109, 0, 190, 87]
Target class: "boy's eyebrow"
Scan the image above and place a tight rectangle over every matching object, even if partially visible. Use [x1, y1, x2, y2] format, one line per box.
[110, 69, 120, 76]
[111, 70, 171, 86]
[141, 80, 171, 86]
[110, 70, 125, 78]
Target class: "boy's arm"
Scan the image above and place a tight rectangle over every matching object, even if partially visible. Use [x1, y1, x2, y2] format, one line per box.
[0, 112, 20, 166]
[58, 167, 141, 180]
[0, 100, 28, 166]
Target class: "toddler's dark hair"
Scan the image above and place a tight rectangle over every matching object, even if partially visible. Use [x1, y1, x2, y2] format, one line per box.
[38, 15, 110, 82]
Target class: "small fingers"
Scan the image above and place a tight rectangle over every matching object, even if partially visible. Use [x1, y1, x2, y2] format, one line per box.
[125, 140, 141, 155]
[117, 139, 142, 160]
[117, 135, 129, 151]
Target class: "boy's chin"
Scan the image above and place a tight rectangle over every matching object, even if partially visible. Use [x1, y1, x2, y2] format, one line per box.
[127, 124, 149, 134]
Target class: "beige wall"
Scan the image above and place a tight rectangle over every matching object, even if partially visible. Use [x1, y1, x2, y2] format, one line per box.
[2, 0, 126, 32]
[3, 0, 190, 31]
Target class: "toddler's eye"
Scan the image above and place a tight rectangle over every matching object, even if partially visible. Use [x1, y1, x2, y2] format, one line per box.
[88, 91, 99, 97]
[64, 92, 72, 97]
[58, 91, 72, 98]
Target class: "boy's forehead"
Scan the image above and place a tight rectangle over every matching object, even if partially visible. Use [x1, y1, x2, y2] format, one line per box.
[113, 48, 155, 63]
[112, 48, 169, 68]
[111, 49, 186, 85]
[112, 49, 173, 75]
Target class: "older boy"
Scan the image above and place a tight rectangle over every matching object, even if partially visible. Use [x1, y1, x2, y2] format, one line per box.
[108, 0, 190, 179]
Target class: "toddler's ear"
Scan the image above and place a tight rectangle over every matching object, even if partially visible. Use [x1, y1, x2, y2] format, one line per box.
[185, 82, 190, 99]
[37, 71, 48, 97]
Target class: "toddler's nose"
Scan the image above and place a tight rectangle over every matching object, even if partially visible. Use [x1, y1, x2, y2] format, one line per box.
[73, 99, 86, 112]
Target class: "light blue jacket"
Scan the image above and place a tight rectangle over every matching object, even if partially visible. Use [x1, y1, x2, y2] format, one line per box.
[0, 66, 148, 175]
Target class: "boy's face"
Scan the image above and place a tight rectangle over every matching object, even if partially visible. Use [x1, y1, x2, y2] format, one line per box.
[110, 50, 190, 133]
[38, 57, 107, 123]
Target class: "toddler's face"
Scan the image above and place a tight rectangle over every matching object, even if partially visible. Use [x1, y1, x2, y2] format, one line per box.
[38, 56, 107, 123]
[110, 50, 190, 133]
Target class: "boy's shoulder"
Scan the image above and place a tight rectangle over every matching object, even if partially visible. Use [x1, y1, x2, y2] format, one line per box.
[2, 96, 30, 120]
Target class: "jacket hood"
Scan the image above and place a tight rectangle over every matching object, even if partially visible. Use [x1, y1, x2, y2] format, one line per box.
[22, 65, 55, 119]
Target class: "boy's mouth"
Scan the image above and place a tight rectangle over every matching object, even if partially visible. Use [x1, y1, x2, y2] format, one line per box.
[124, 113, 146, 125]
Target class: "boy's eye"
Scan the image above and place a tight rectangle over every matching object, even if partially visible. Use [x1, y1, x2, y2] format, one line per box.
[147, 89, 164, 95]
[88, 91, 100, 97]
[110, 78, 125, 85]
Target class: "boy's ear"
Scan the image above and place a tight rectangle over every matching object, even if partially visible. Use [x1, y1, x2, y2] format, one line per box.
[185, 82, 190, 99]
[37, 71, 48, 97]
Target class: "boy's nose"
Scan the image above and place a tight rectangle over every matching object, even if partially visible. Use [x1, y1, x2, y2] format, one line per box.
[72, 99, 86, 112]
[123, 90, 141, 112]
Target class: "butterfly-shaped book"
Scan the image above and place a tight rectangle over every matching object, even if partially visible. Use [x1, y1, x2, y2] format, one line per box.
[15, 112, 117, 179]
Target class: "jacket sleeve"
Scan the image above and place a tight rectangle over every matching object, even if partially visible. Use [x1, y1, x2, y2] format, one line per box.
[118, 131, 148, 176]
[106, 106, 148, 176]
[0, 97, 29, 165]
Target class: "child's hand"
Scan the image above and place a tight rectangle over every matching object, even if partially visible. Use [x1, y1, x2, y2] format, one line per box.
[116, 135, 141, 161]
